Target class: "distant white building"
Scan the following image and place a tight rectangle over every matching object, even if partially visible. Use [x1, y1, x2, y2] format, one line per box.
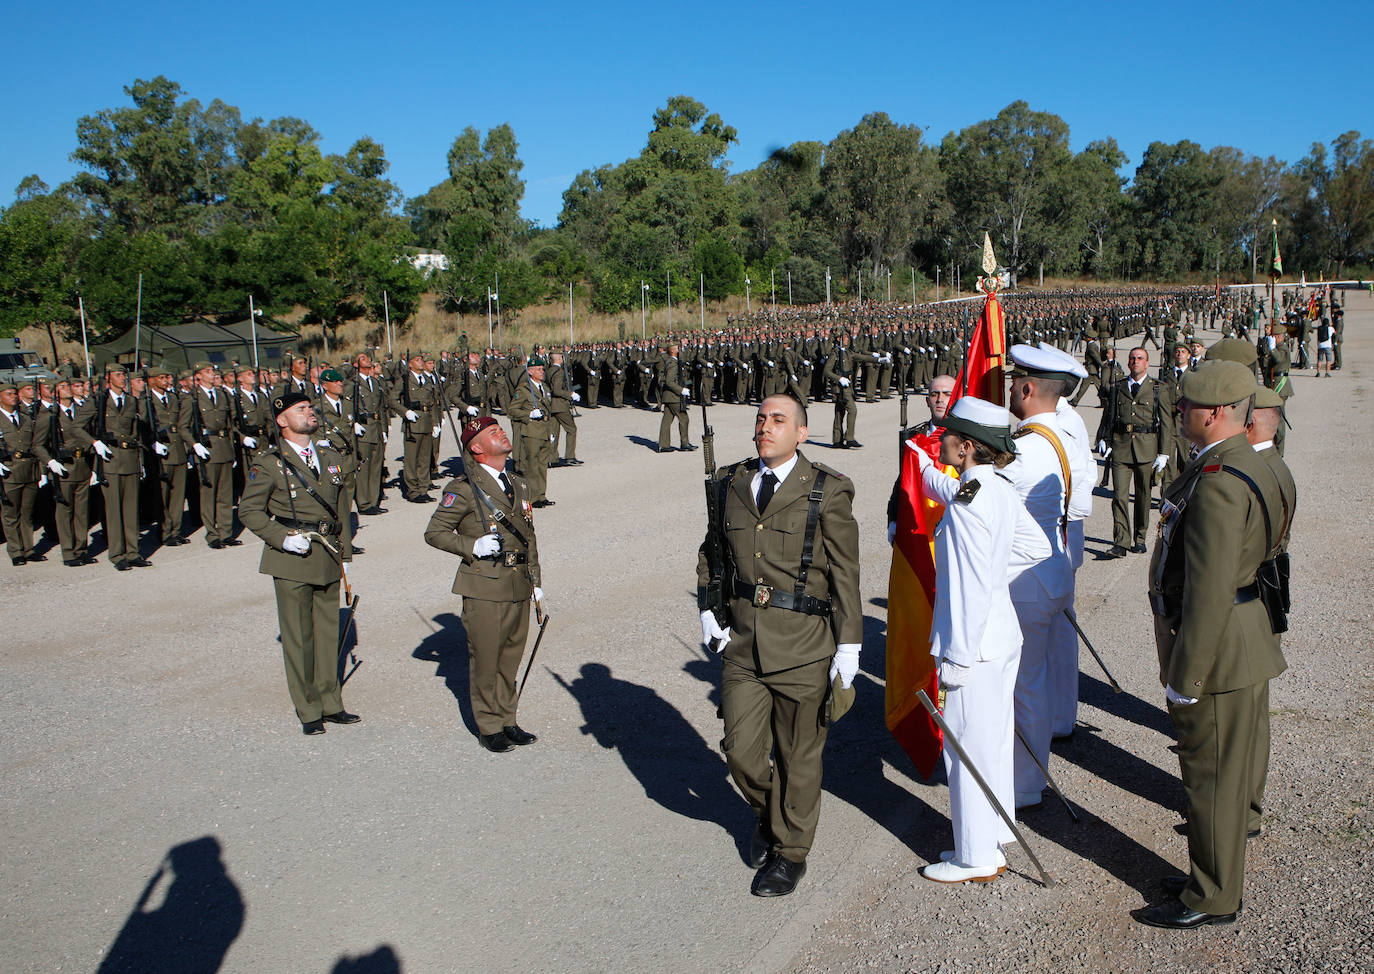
[407, 249, 450, 278]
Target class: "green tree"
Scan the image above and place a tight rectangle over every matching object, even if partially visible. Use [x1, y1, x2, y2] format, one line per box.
[1129, 140, 1222, 278]
[1294, 132, 1374, 276]
[0, 179, 84, 340]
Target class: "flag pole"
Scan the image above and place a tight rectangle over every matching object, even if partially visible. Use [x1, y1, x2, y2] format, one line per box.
[78, 296, 91, 378]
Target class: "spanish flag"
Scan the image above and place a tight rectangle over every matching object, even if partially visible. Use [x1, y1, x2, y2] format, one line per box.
[885, 290, 1006, 778]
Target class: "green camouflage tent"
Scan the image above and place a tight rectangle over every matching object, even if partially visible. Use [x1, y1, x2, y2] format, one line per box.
[89, 318, 298, 373]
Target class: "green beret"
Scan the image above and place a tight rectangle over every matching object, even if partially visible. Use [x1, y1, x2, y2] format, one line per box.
[1205, 338, 1258, 367]
[528, 354, 547, 367]
[1180, 360, 1258, 407]
[319, 368, 343, 383]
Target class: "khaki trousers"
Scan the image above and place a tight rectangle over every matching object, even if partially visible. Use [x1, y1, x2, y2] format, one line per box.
[274, 576, 343, 723]
[462, 596, 530, 735]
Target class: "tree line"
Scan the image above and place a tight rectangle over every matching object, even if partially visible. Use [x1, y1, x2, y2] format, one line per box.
[2, 78, 1371, 343]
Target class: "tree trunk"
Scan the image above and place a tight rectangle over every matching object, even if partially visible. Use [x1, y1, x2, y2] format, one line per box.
[45, 321, 61, 369]
[1038, 261, 1044, 287]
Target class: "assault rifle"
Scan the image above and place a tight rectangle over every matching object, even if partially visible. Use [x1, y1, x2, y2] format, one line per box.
[47, 395, 70, 506]
[698, 400, 733, 651]
[141, 368, 166, 486]
[188, 386, 213, 488]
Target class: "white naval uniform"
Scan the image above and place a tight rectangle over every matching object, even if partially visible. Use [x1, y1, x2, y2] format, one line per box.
[918, 453, 1050, 866]
[1003, 412, 1075, 804]
[1053, 397, 1095, 735]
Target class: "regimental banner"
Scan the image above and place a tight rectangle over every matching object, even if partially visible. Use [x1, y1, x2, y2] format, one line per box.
[951, 290, 1007, 409]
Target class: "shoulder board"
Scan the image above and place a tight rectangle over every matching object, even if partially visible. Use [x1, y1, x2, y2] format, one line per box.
[1012, 427, 1032, 439]
[809, 461, 846, 480]
[953, 479, 981, 504]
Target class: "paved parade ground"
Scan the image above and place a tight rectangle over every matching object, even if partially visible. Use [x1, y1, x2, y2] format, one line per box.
[3, 295, 1372, 974]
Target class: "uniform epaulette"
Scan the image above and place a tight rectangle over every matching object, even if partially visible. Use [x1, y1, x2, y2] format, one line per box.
[1012, 427, 1032, 439]
[810, 461, 846, 480]
[953, 479, 981, 503]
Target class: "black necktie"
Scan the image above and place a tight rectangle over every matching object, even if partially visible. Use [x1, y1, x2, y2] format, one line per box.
[498, 472, 514, 505]
[757, 471, 777, 513]
[1129, 381, 1140, 398]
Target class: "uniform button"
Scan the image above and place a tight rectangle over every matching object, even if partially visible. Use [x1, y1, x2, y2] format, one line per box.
[757, 578, 764, 584]
[755, 552, 761, 557]
[756, 524, 763, 531]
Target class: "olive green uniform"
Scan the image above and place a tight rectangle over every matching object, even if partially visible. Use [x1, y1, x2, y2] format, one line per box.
[546, 363, 578, 462]
[656, 355, 692, 449]
[1, 405, 42, 561]
[183, 385, 235, 545]
[696, 452, 861, 863]
[316, 393, 360, 557]
[150, 387, 190, 541]
[44, 401, 98, 561]
[1148, 433, 1287, 915]
[100, 390, 145, 565]
[424, 466, 541, 736]
[352, 374, 387, 511]
[507, 377, 556, 502]
[1096, 375, 1167, 548]
[239, 442, 354, 723]
[390, 370, 438, 499]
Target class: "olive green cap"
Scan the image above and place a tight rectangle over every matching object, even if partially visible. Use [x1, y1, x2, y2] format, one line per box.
[1180, 360, 1259, 407]
[1254, 385, 1284, 408]
[1205, 338, 1258, 367]
[192, 360, 215, 374]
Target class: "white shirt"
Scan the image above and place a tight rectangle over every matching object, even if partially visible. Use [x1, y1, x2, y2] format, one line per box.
[1002, 412, 1075, 602]
[928, 465, 1051, 665]
[283, 438, 318, 473]
[751, 453, 798, 507]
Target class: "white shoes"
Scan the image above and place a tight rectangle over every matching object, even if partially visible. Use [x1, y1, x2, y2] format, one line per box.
[922, 857, 1005, 884]
[939, 847, 1006, 868]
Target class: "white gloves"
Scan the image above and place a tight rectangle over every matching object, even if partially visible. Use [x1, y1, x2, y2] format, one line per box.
[700, 610, 730, 651]
[241, 436, 257, 450]
[90, 471, 100, 486]
[680, 387, 690, 396]
[154, 441, 170, 456]
[282, 533, 311, 555]
[887, 521, 897, 545]
[1165, 684, 1199, 706]
[1096, 440, 1111, 458]
[473, 533, 502, 558]
[466, 404, 479, 416]
[39, 474, 47, 488]
[838, 377, 850, 388]
[533, 586, 544, 605]
[571, 393, 580, 403]
[353, 423, 365, 436]
[830, 643, 861, 689]
[530, 409, 544, 420]
[0, 461, 9, 476]
[48, 459, 67, 476]
[432, 424, 442, 438]
[193, 443, 211, 460]
[939, 657, 970, 690]
[92, 440, 113, 460]
[404, 409, 419, 422]
[1153, 454, 1169, 472]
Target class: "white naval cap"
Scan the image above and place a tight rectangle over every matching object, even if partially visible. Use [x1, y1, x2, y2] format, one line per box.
[1036, 341, 1088, 378]
[944, 396, 1016, 453]
[1009, 343, 1083, 383]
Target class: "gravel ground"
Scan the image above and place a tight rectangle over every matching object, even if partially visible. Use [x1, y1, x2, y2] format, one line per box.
[1, 294, 1369, 973]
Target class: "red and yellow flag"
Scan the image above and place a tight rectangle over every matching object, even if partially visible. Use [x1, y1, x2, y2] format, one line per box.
[885, 290, 1006, 778]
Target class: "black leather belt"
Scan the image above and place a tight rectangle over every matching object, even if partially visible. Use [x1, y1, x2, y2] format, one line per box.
[1115, 423, 1158, 434]
[733, 578, 831, 617]
[275, 516, 340, 535]
[1234, 582, 1260, 604]
[115, 438, 140, 449]
[487, 550, 528, 566]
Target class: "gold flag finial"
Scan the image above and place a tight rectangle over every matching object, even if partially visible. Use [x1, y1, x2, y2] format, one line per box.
[982, 232, 997, 276]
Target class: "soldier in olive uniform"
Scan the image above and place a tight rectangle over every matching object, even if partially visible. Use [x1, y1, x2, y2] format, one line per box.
[316, 369, 363, 557]
[655, 344, 695, 452]
[391, 352, 439, 503]
[1, 380, 50, 565]
[822, 334, 867, 449]
[184, 363, 239, 549]
[546, 352, 582, 466]
[239, 392, 360, 735]
[1137, 361, 1287, 929]
[424, 416, 543, 753]
[351, 354, 387, 514]
[1095, 347, 1168, 556]
[697, 393, 862, 897]
[98, 365, 149, 570]
[146, 367, 191, 545]
[44, 377, 99, 565]
[507, 355, 558, 506]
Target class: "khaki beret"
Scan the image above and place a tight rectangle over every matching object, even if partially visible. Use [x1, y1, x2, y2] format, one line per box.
[1254, 385, 1284, 408]
[1180, 360, 1259, 407]
[192, 360, 215, 374]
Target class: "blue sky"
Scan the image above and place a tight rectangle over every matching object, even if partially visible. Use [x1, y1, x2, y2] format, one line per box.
[3, 1, 1360, 227]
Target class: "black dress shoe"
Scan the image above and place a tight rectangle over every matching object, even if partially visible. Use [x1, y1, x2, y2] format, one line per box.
[114, 560, 132, 571]
[11, 556, 26, 566]
[748, 823, 772, 869]
[302, 719, 326, 736]
[350, 545, 365, 555]
[1247, 827, 1261, 840]
[679, 443, 698, 451]
[846, 440, 863, 449]
[834, 441, 849, 449]
[128, 556, 152, 568]
[208, 539, 225, 550]
[1131, 542, 1147, 554]
[410, 494, 435, 503]
[532, 499, 554, 508]
[370, 507, 389, 515]
[502, 724, 537, 745]
[1132, 898, 1237, 929]
[568, 459, 584, 465]
[1110, 545, 1128, 558]
[27, 553, 47, 562]
[657, 446, 674, 453]
[79, 555, 98, 565]
[223, 538, 243, 547]
[64, 559, 82, 567]
[753, 855, 806, 897]
[479, 731, 514, 753]
[321, 710, 361, 724]
[165, 536, 189, 546]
